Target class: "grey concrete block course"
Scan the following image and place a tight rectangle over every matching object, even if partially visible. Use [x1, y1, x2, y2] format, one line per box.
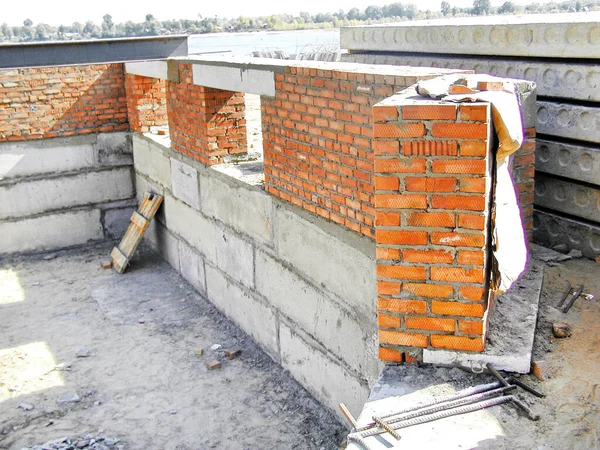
[534, 210, 600, 259]
[341, 13, 600, 59]
[535, 173, 600, 223]
[0, 209, 104, 254]
[215, 228, 254, 288]
[206, 265, 279, 360]
[200, 174, 273, 246]
[134, 173, 166, 225]
[170, 158, 201, 209]
[103, 207, 135, 239]
[0, 167, 134, 220]
[274, 205, 376, 324]
[179, 240, 206, 294]
[343, 53, 600, 102]
[144, 220, 180, 271]
[163, 194, 220, 262]
[536, 139, 600, 186]
[95, 132, 133, 166]
[279, 322, 370, 420]
[255, 250, 378, 379]
[132, 134, 172, 189]
[537, 101, 600, 144]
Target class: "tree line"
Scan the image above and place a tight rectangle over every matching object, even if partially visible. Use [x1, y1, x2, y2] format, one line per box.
[1, 0, 598, 43]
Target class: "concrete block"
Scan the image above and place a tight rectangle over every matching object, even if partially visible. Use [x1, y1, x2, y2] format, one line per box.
[536, 139, 600, 186]
[144, 219, 180, 270]
[0, 209, 104, 254]
[341, 13, 600, 59]
[200, 173, 273, 245]
[537, 101, 600, 144]
[535, 173, 600, 223]
[215, 228, 254, 288]
[533, 210, 600, 259]
[192, 63, 276, 96]
[279, 322, 369, 420]
[274, 206, 376, 322]
[132, 134, 171, 189]
[0, 167, 134, 220]
[95, 131, 133, 166]
[103, 206, 135, 239]
[170, 158, 200, 210]
[255, 250, 378, 379]
[163, 194, 219, 262]
[205, 265, 278, 359]
[178, 239, 206, 294]
[423, 259, 544, 374]
[134, 173, 166, 225]
[344, 53, 600, 102]
[0, 135, 95, 180]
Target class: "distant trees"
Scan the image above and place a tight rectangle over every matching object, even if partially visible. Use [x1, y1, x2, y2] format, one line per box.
[441, 1, 451, 15]
[498, 1, 517, 13]
[472, 0, 491, 15]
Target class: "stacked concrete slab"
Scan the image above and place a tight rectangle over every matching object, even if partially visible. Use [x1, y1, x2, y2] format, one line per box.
[0, 133, 136, 254]
[341, 12, 600, 258]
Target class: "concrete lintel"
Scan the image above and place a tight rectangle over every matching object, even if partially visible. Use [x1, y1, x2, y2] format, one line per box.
[0, 35, 188, 69]
[125, 60, 180, 82]
[423, 259, 544, 374]
[191, 63, 276, 96]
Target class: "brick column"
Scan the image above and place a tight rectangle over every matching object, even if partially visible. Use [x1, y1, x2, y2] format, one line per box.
[372, 93, 494, 363]
[166, 64, 247, 165]
[124, 74, 168, 133]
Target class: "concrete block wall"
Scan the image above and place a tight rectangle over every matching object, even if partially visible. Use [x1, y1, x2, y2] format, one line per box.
[372, 94, 494, 362]
[341, 13, 600, 259]
[0, 64, 128, 141]
[125, 74, 168, 133]
[166, 64, 247, 166]
[132, 133, 378, 420]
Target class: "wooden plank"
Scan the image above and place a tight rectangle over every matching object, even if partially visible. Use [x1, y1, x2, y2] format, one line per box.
[111, 192, 163, 274]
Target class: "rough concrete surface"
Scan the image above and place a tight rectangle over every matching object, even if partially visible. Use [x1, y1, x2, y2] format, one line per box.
[0, 243, 346, 449]
[348, 252, 600, 450]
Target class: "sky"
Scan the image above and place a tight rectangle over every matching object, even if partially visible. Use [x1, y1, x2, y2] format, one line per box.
[2, 0, 525, 26]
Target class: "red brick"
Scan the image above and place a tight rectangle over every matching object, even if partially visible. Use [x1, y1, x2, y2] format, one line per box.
[376, 211, 400, 226]
[374, 158, 427, 173]
[376, 230, 429, 245]
[431, 122, 488, 139]
[431, 159, 487, 175]
[374, 176, 400, 191]
[458, 320, 484, 335]
[375, 194, 428, 209]
[431, 301, 485, 318]
[460, 141, 488, 157]
[458, 250, 485, 266]
[405, 177, 457, 192]
[373, 105, 399, 122]
[458, 214, 486, 230]
[402, 141, 458, 157]
[379, 330, 428, 348]
[378, 298, 427, 314]
[406, 316, 455, 332]
[376, 247, 401, 260]
[431, 232, 485, 247]
[430, 334, 484, 351]
[373, 123, 426, 138]
[373, 140, 401, 156]
[460, 105, 488, 122]
[402, 104, 457, 120]
[431, 267, 485, 283]
[460, 177, 487, 193]
[379, 347, 403, 362]
[402, 249, 454, 264]
[377, 280, 401, 295]
[402, 283, 454, 299]
[377, 264, 427, 280]
[406, 212, 456, 228]
[431, 195, 486, 211]
[459, 286, 486, 302]
[378, 313, 402, 328]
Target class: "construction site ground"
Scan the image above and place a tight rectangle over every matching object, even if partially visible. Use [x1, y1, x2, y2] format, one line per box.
[1, 242, 599, 449]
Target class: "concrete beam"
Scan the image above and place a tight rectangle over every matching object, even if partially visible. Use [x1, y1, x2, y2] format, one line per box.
[341, 12, 600, 59]
[343, 53, 600, 102]
[192, 63, 276, 96]
[125, 60, 180, 82]
[537, 101, 600, 144]
[0, 35, 188, 69]
[535, 173, 600, 223]
[536, 139, 600, 187]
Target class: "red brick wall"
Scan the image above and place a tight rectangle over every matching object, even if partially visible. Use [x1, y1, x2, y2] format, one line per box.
[166, 64, 247, 165]
[262, 67, 427, 238]
[125, 74, 168, 133]
[513, 128, 536, 241]
[372, 96, 495, 362]
[0, 64, 128, 141]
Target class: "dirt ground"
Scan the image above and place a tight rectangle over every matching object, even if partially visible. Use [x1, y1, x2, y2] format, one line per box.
[0, 243, 346, 450]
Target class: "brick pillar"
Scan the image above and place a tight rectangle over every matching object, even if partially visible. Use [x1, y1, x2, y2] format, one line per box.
[372, 94, 494, 363]
[125, 74, 168, 133]
[512, 127, 536, 241]
[166, 64, 247, 165]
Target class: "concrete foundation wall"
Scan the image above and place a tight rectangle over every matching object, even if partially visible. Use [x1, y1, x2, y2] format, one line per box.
[133, 133, 378, 420]
[0, 132, 136, 254]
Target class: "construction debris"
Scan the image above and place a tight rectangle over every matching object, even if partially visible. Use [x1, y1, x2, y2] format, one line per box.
[206, 359, 221, 370]
[225, 348, 242, 359]
[552, 322, 571, 338]
[76, 348, 90, 358]
[56, 392, 81, 405]
[532, 360, 553, 381]
[101, 260, 112, 270]
[210, 344, 222, 351]
[194, 348, 204, 355]
[18, 403, 34, 411]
